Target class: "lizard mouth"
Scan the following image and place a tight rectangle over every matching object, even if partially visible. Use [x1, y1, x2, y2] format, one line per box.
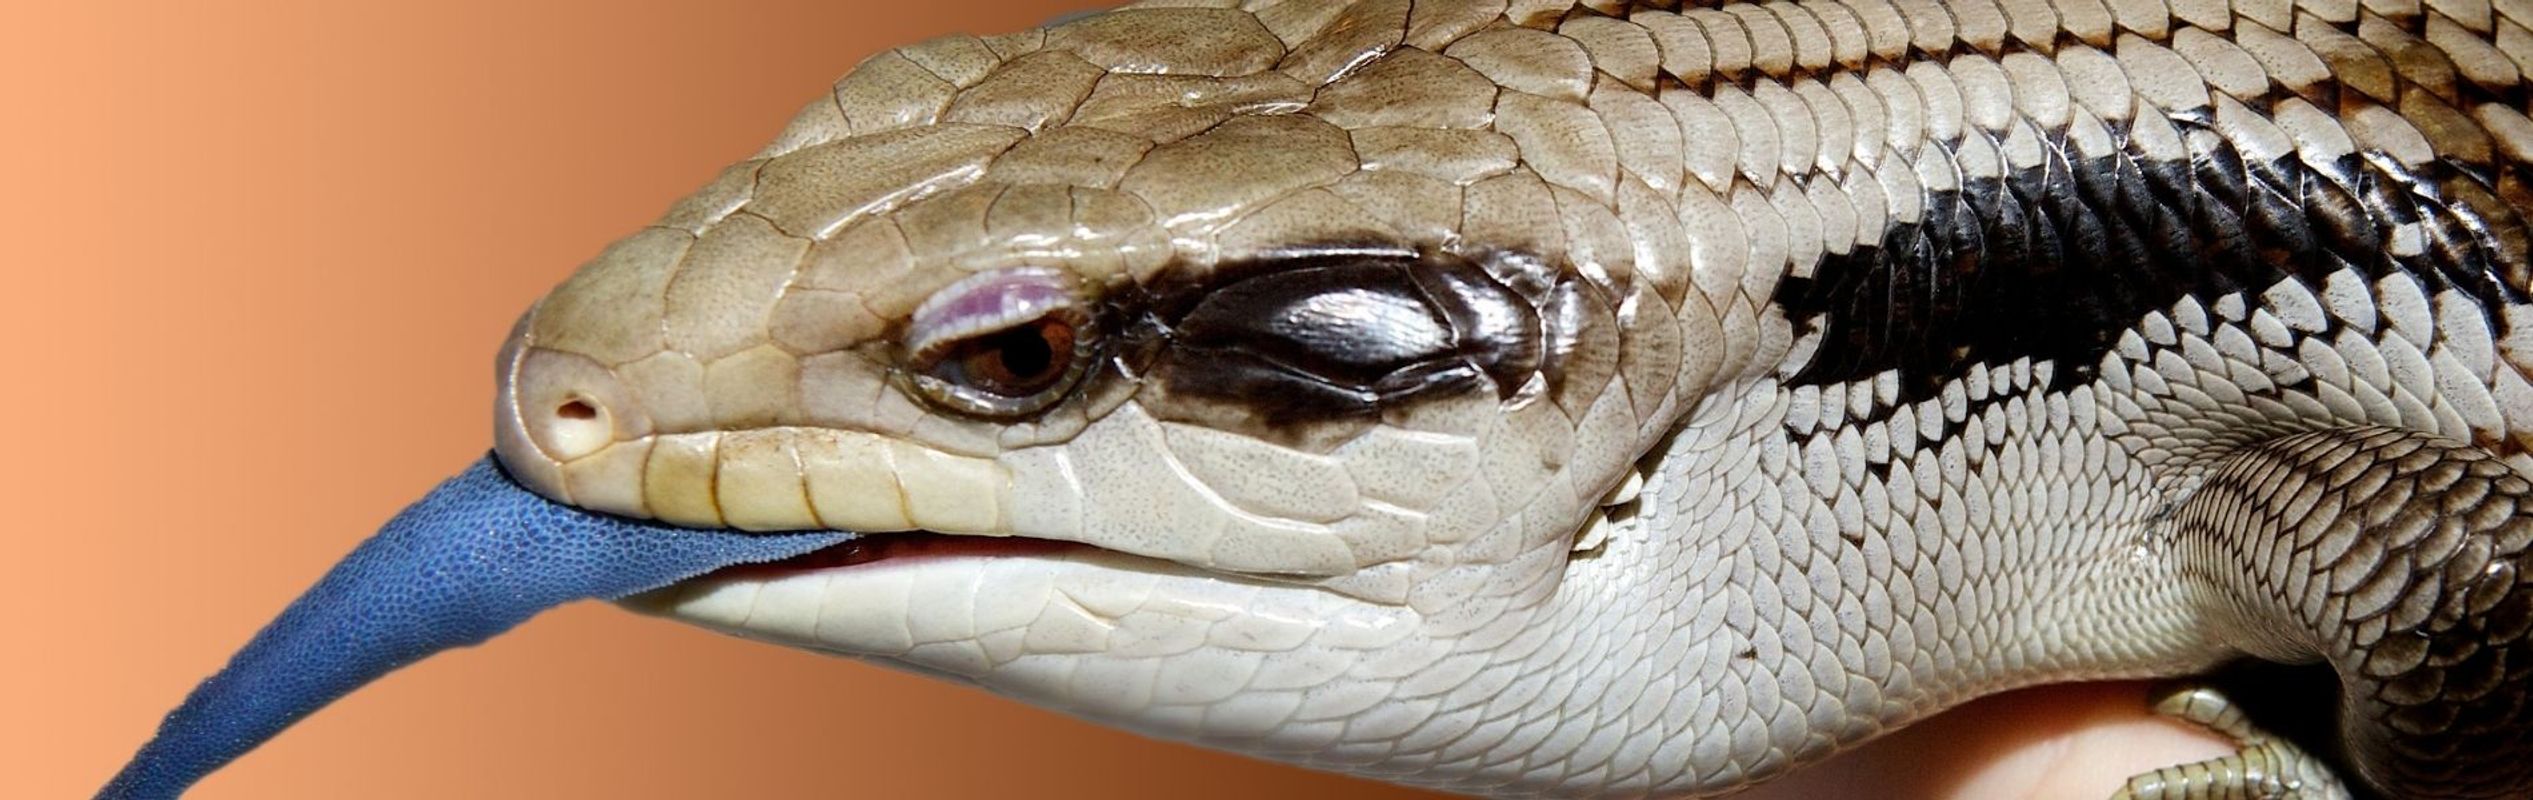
[699, 531, 1095, 580]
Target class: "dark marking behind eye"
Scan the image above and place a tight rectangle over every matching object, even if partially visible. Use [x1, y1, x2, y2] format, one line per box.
[1178, 261, 1456, 387]
[1125, 249, 1560, 439]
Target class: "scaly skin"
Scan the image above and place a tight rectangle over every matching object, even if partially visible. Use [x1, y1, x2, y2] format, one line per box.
[482, 0, 2533, 797]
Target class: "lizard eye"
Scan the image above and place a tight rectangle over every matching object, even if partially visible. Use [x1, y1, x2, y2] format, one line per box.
[936, 316, 1080, 399]
[903, 268, 1094, 417]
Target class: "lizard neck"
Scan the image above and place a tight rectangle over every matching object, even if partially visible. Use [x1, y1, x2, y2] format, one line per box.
[1473, 365, 2233, 797]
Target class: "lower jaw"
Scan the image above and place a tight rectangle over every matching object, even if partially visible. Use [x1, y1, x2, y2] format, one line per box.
[617, 533, 1140, 668]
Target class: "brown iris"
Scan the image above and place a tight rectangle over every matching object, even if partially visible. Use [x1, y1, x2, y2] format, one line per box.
[899, 267, 1096, 418]
[946, 317, 1076, 397]
[907, 310, 1092, 418]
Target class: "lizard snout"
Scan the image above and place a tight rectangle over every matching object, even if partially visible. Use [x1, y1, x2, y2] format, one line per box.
[491, 311, 654, 507]
[510, 349, 625, 463]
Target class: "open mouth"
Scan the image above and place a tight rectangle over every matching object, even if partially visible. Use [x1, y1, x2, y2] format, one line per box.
[701, 531, 1093, 580]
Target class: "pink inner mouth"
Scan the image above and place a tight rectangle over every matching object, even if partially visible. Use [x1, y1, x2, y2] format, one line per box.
[702, 532, 1090, 580]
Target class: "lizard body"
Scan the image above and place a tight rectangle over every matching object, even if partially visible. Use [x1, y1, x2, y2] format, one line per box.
[107, 0, 2533, 797]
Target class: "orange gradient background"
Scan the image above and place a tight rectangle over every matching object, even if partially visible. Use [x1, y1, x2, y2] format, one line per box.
[8, 2, 2226, 798]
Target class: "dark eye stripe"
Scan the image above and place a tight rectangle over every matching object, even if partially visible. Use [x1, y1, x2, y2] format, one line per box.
[1137, 250, 1551, 428]
[1176, 261, 1458, 386]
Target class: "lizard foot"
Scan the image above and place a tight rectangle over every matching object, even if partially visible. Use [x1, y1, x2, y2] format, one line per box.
[2108, 683, 2351, 800]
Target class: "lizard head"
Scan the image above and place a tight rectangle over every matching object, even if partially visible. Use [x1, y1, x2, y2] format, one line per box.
[494, 1, 1738, 791]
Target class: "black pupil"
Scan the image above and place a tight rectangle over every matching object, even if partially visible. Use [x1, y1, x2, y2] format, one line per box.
[988, 326, 1055, 383]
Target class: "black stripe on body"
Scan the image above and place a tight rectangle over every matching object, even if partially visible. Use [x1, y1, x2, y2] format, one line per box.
[1770, 67, 2531, 406]
[1777, 112, 2526, 400]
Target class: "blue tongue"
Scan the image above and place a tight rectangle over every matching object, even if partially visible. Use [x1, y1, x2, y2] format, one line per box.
[100, 455, 851, 799]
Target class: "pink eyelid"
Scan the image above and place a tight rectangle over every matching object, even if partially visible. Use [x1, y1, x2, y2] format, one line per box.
[905, 268, 1085, 358]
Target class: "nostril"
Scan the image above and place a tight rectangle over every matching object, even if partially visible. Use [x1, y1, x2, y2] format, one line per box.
[543, 394, 612, 460]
